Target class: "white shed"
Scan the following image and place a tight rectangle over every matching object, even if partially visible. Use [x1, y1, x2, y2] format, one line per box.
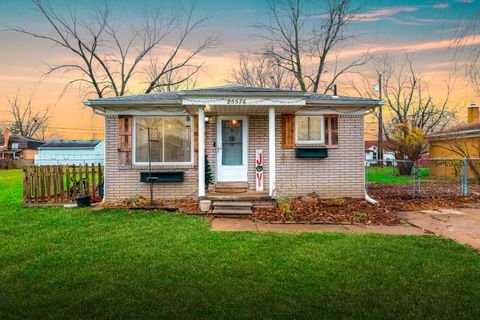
[35, 140, 104, 166]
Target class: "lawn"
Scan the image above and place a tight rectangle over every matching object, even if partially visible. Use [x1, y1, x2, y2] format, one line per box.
[367, 166, 431, 184]
[1, 170, 480, 319]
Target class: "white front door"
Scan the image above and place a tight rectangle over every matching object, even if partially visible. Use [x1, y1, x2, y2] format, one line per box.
[216, 116, 248, 182]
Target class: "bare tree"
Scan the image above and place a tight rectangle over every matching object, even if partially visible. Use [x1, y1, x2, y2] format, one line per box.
[9, 0, 216, 98]
[231, 53, 296, 89]
[145, 55, 199, 92]
[351, 54, 457, 137]
[8, 92, 50, 139]
[466, 61, 480, 97]
[254, 0, 371, 93]
[453, 6, 480, 96]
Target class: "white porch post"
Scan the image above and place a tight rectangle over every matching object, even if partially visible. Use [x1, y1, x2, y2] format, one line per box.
[269, 106, 276, 196]
[198, 106, 205, 197]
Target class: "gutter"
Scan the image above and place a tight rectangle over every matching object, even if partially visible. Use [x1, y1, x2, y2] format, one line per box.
[83, 99, 182, 107]
[306, 100, 382, 107]
[429, 129, 480, 140]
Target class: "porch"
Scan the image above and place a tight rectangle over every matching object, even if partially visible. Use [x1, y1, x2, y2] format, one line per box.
[194, 103, 305, 200]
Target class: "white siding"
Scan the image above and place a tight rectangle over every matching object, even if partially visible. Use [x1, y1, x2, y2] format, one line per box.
[35, 141, 105, 165]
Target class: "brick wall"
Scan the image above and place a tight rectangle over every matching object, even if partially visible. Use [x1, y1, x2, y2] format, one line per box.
[104, 113, 365, 200]
[276, 114, 365, 198]
[104, 115, 197, 201]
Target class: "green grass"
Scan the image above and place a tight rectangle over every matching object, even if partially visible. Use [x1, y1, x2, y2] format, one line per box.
[1, 170, 480, 319]
[367, 167, 431, 184]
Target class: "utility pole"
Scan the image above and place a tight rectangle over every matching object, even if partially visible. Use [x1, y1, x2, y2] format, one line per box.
[377, 73, 384, 165]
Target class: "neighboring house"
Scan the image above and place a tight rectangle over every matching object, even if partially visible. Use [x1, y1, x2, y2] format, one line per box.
[84, 84, 380, 201]
[364, 140, 395, 165]
[35, 140, 105, 166]
[428, 102, 480, 178]
[0, 129, 45, 163]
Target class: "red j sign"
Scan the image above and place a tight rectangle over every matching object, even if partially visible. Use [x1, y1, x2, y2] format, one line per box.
[255, 149, 264, 192]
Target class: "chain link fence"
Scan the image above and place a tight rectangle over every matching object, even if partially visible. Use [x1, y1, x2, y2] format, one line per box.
[365, 157, 480, 201]
[464, 158, 480, 196]
[365, 159, 417, 199]
[416, 158, 464, 198]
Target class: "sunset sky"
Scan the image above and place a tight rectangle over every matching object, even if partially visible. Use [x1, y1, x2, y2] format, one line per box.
[0, 0, 479, 139]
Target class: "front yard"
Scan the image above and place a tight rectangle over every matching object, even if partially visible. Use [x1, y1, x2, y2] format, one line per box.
[1, 170, 480, 319]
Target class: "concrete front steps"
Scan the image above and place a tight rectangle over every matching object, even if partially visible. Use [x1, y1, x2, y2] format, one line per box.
[214, 182, 248, 193]
[212, 201, 253, 217]
[206, 185, 276, 217]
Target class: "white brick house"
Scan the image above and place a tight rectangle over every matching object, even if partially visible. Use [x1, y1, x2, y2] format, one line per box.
[84, 85, 380, 201]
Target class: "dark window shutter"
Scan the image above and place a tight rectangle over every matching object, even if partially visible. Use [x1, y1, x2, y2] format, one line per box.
[282, 114, 295, 149]
[324, 115, 338, 146]
[118, 116, 132, 165]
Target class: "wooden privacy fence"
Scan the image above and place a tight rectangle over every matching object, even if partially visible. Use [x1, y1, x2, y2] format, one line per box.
[23, 164, 103, 204]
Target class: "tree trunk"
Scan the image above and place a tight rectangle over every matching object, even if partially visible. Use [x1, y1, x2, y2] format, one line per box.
[398, 162, 413, 176]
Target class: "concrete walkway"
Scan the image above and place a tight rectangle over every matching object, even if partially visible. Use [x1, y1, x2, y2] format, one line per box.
[399, 207, 480, 250]
[210, 218, 427, 235]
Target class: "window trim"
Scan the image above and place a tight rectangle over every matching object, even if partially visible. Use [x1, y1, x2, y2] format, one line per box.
[295, 115, 325, 145]
[132, 115, 195, 166]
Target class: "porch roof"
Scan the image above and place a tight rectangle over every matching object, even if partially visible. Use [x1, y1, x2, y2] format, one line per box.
[84, 84, 381, 110]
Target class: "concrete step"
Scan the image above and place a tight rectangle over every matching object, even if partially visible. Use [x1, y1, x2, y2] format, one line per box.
[213, 201, 252, 207]
[205, 192, 271, 201]
[215, 182, 249, 193]
[212, 208, 253, 215]
[252, 204, 276, 209]
[214, 188, 248, 193]
[214, 206, 250, 211]
[216, 182, 248, 189]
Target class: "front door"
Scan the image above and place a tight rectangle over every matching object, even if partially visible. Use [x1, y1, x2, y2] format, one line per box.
[216, 116, 248, 182]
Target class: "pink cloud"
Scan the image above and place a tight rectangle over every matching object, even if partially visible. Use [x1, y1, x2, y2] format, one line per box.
[434, 3, 449, 9]
[350, 6, 419, 22]
[334, 33, 480, 61]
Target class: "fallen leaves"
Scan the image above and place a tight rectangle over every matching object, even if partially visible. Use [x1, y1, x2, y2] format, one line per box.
[251, 193, 401, 226]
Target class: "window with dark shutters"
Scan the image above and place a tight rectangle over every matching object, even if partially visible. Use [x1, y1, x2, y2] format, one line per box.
[118, 116, 132, 166]
[281, 114, 295, 149]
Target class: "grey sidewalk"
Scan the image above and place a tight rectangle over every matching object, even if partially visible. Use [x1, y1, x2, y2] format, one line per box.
[210, 218, 427, 235]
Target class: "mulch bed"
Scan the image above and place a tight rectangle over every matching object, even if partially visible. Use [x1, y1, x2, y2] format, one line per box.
[368, 183, 480, 212]
[251, 194, 401, 226]
[100, 182, 480, 226]
[252, 182, 480, 226]
[102, 196, 201, 213]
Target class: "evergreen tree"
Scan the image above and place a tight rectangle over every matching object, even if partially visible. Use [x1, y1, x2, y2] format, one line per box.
[205, 156, 213, 189]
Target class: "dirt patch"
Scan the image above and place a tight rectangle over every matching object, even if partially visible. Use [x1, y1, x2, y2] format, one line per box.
[251, 194, 401, 226]
[103, 196, 200, 213]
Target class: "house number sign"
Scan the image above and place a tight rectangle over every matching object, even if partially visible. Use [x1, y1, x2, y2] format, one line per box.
[255, 149, 264, 192]
[182, 97, 306, 106]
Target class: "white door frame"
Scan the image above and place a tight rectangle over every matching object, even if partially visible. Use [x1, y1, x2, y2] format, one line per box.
[216, 115, 248, 182]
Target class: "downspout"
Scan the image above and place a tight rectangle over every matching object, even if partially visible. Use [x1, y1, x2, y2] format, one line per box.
[91, 106, 107, 205]
[364, 103, 381, 205]
[365, 165, 377, 205]
[365, 192, 378, 205]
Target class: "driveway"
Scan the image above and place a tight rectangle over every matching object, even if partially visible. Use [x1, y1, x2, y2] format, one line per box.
[399, 206, 480, 250]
